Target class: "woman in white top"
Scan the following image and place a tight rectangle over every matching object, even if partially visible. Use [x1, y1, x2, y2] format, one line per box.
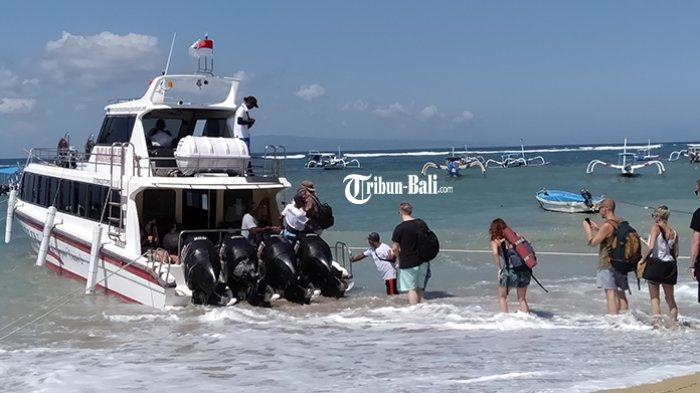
[642, 205, 679, 322]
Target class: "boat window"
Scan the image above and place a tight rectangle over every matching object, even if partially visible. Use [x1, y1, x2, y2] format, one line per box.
[46, 177, 59, 207]
[183, 189, 217, 230]
[20, 172, 31, 200]
[222, 190, 252, 228]
[87, 185, 107, 221]
[96, 115, 136, 145]
[75, 183, 88, 217]
[34, 175, 44, 206]
[143, 109, 232, 145]
[58, 180, 72, 212]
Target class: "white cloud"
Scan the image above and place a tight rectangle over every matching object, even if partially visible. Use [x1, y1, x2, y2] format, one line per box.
[452, 110, 475, 123]
[0, 98, 36, 115]
[22, 78, 39, 88]
[295, 83, 326, 101]
[74, 103, 87, 111]
[0, 68, 20, 91]
[341, 99, 369, 111]
[232, 70, 248, 82]
[372, 102, 408, 118]
[41, 31, 160, 86]
[417, 105, 438, 121]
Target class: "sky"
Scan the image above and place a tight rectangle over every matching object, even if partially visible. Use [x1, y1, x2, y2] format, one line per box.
[0, 1, 699, 156]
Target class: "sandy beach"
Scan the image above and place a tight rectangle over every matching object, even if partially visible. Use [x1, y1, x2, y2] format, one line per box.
[600, 372, 700, 393]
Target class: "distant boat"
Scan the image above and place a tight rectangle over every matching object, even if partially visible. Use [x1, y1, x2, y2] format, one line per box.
[536, 188, 603, 213]
[635, 140, 660, 161]
[587, 138, 665, 176]
[304, 148, 361, 170]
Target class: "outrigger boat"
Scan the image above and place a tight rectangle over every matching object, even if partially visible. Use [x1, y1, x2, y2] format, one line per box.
[669, 143, 700, 163]
[304, 149, 361, 170]
[634, 140, 660, 161]
[536, 188, 603, 213]
[587, 138, 665, 176]
[4, 37, 353, 309]
[485, 140, 548, 168]
[420, 147, 486, 176]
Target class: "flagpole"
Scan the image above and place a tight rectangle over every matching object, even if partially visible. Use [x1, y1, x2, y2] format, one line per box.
[164, 32, 177, 75]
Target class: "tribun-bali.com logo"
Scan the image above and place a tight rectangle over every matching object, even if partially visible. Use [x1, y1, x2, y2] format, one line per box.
[342, 174, 454, 205]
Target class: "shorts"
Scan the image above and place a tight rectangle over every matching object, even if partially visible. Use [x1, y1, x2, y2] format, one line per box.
[398, 263, 431, 292]
[499, 268, 531, 288]
[596, 268, 629, 291]
[385, 278, 399, 295]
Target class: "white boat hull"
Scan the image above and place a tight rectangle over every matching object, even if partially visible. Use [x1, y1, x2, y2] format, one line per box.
[16, 211, 187, 308]
[536, 200, 599, 213]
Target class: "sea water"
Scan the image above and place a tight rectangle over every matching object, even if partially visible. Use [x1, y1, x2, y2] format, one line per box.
[2, 143, 700, 392]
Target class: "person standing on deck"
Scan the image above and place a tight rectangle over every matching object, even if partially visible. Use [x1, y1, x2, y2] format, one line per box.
[582, 198, 630, 315]
[232, 96, 258, 152]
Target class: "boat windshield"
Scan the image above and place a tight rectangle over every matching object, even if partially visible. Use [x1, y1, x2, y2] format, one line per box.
[143, 109, 232, 144]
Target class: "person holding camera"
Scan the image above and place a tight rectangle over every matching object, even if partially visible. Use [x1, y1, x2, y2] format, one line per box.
[582, 198, 630, 315]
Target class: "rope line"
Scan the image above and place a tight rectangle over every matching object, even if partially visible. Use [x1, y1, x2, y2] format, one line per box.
[347, 246, 691, 260]
[0, 252, 147, 341]
[617, 199, 694, 215]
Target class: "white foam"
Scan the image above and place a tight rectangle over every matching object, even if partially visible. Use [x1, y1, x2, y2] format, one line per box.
[454, 371, 549, 384]
[262, 144, 665, 160]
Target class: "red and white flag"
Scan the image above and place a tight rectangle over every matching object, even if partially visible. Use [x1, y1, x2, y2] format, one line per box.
[189, 37, 214, 57]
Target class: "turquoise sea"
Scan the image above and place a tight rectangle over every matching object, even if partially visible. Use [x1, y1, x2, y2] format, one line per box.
[2, 142, 700, 392]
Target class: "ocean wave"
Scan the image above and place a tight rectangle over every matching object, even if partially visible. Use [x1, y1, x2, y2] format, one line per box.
[453, 371, 551, 385]
[260, 144, 665, 160]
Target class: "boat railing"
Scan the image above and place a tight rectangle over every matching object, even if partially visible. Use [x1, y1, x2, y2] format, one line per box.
[27, 143, 288, 180]
[176, 229, 243, 257]
[333, 241, 354, 278]
[144, 249, 175, 288]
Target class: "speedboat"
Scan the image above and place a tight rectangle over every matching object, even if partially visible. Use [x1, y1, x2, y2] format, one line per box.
[587, 138, 665, 176]
[4, 37, 353, 309]
[536, 188, 603, 213]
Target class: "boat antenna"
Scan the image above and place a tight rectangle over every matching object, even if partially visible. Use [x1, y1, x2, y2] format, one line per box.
[163, 32, 177, 76]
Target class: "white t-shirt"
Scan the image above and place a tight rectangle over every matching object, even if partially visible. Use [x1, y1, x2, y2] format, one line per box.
[363, 243, 396, 281]
[232, 104, 251, 139]
[281, 203, 308, 231]
[240, 213, 258, 239]
[149, 129, 173, 148]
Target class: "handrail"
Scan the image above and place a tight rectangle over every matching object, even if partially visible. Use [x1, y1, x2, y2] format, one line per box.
[333, 241, 353, 278]
[176, 228, 242, 258]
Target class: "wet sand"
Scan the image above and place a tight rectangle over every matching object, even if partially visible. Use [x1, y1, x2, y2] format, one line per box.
[599, 372, 700, 393]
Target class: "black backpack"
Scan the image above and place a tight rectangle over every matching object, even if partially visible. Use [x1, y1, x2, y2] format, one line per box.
[416, 219, 439, 262]
[313, 195, 334, 230]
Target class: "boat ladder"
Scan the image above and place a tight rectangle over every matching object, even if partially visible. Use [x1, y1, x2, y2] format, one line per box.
[103, 143, 130, 245]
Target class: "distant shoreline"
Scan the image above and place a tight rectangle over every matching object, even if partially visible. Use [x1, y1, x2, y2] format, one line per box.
[598, 372, 699, 393]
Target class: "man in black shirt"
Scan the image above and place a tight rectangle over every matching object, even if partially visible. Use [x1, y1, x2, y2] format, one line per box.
[690, 179, 700, 301]
[392, 202, 430, 304]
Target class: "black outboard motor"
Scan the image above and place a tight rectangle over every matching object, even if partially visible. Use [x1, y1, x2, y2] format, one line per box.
[580, 188, 594, 208]
[260, 234, 313, 304]
[296, 233, 347, 298]
[181, 236, 226, 305]
[219, 235, 273, 307]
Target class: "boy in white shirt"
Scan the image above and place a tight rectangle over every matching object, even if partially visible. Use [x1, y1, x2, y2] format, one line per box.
[351, 232, 398, 295]
[280, 193, 308, 241]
